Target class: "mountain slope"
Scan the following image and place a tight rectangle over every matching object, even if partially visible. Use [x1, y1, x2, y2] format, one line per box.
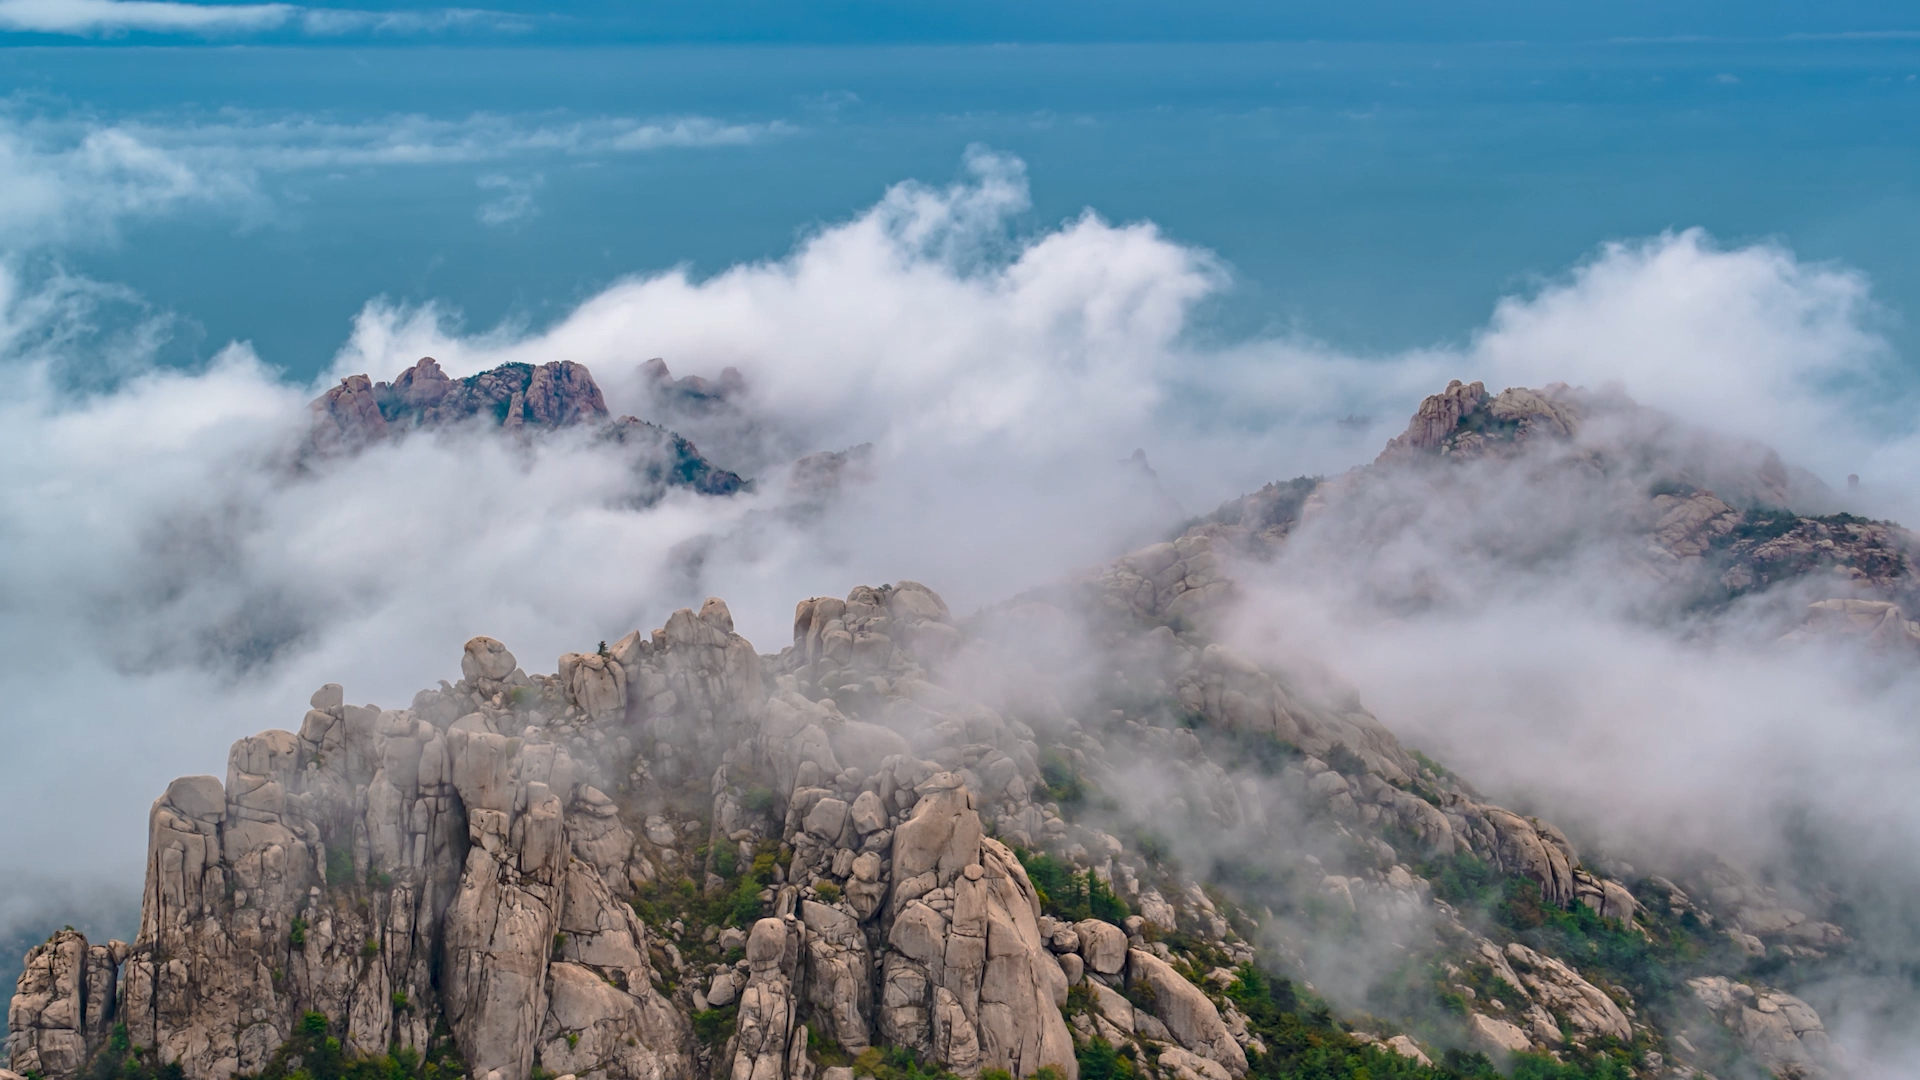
[8, 379, 1889, 1080]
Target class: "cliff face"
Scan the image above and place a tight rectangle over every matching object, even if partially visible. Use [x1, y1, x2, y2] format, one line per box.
[12, 379, 1882, 1080]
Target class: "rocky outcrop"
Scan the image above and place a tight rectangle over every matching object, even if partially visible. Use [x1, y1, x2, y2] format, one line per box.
[307, 358, 747, 499]
[6, 931, 123, 1079]
[1177, 477, 1321, 553]
[1376, 379, 1491, 460]
[1373, 379, 1581, 464]
[313, 358, 608, 446]
[1380, 1035, 1429, 1065]
[602, 417, 749, 498]
[1123, 951, 1244, 1076]
[727, 918, 806, 1080]
[1688, 977, 1835, 1078]
[614, 597, 767, 790]
[1495, 943, 1630, 1047]
[1170, 644, 1416, 783]
[13, 580, 1099, 1080]
[1466, 1012, 1530, 1056]
[640, 358, 746, 414]
[1783, 597, 1920, 650]
[789, 445, 875, 501]
[875, 780, 1075, 1079]
[1648, 491, 1740, 560]
[1716, 515, 1920, 610]
[1097, 537, 1231, 625]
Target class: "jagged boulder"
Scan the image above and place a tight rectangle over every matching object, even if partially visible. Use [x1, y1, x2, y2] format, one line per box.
[464, 636, 519, 684]
[876, 777, 1076, 1079]
[1466, 1013, 1531, 1056]
[1688, 977, 1834, 1078]
[618, 600, 765, 788]
[309, 358, 745, 499]
[1498, 943, 1630, 1045]
[729, 918, 806, 1080]
[1123, 950, 1246, 1076]
[7, 930, 95, 1078]
[1074, 921, 1127, 977]
[560, 651, 629, 723]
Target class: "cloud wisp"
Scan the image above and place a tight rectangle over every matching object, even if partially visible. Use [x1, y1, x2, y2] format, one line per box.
[0, 0, 530, 37]
[476, 172, 542, 225]
[0, 107, 798, 246]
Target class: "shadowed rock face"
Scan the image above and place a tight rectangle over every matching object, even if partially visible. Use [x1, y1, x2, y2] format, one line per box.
[603, 417, 749, 498]
[639, 358, 745, 415]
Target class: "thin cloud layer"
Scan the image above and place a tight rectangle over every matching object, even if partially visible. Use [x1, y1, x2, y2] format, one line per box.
[0, 107, 796, 246]
[0, 0, 526, 37]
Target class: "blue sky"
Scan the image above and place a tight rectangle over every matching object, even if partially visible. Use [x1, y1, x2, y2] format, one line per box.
[0, 1, 1917, 378]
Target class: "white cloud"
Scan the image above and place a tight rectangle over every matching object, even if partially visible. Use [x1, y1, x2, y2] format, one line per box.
[296, 5, 528, 35]
[0, 108, 796, 246]
[0, 0, 527, 36]
[607, 117, 792, 151]
[476, 172, 541, 225]
[0, 121, 259, 245]
[332, 148, 1213, 463]
[0, 0, 291, 34]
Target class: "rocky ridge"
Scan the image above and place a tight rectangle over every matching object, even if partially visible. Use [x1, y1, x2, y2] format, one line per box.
[1191, 379, 1920, 648]
[309, 358, 748, 498]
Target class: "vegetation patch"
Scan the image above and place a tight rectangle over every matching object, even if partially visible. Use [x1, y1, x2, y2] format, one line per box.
[1036, 748, 1087, 808]
[851, 1045, 965, 1080]
[219, 1011, 466, 1080]
[691, 1004, 738, 1045]
[1014, 848, 1129, 923]
[805, 1025, 853, 1068]
[1074, 1037, 1136, 1080]
[631, 838, 782, 948]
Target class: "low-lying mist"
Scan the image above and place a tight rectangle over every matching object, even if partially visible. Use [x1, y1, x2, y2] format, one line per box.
[6, 148, 1920, 1068]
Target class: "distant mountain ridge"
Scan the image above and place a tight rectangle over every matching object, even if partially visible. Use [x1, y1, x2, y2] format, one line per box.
[309, 357, 749, 499]
[1182, 378, 1920, 646]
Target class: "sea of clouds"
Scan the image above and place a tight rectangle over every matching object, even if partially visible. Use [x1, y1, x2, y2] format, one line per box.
[5, 141, 1920, 1068]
